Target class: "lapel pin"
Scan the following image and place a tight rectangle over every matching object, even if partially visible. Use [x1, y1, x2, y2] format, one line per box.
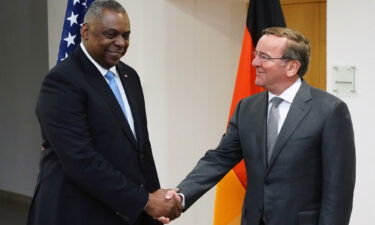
[123, 74, 128, 78]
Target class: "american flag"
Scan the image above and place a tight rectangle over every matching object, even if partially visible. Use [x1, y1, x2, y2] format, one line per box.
[57, 0, 95, 63]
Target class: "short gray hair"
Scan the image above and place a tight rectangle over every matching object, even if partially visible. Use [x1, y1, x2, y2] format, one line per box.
[84, 0, 126, 23]
[262, 27, 311, 77]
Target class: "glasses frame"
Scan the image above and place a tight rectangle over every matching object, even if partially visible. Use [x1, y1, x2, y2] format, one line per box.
[252, 50, 294, 63]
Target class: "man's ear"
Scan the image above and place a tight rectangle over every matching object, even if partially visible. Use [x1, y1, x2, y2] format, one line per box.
[286, 60, 301, 78]
[81, 23, 89, 41]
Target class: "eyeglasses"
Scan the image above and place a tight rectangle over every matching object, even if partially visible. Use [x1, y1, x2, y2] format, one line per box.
[252, 51, 293, 63]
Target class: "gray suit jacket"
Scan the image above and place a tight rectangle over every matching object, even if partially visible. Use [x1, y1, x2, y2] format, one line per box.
[178, 81, 355, 225]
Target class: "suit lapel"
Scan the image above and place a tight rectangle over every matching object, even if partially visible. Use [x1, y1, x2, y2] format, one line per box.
[74, 47, 139, 149]
[116, 64, 145, 146]
[250, 92, 269, 170]
[266, 81, 312, 174]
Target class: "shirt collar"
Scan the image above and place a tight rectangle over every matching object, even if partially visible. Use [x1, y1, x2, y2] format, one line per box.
[80, 42, 117, 77]
[268, 78, 302, 104]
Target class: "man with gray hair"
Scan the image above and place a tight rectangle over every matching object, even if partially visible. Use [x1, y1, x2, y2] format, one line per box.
[27, 1, 181, 225]
[162, 27, 355, 225]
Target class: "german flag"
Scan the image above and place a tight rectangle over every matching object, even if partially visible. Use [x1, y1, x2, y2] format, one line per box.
[213, 1, 285, 224]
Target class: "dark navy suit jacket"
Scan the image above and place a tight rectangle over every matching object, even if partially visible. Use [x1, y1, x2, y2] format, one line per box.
[27, 47, 161, 225]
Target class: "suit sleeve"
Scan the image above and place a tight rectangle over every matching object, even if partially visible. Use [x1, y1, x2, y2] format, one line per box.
[36, 71, 148, 224]
[319, 101, 355, 225]
[177, 100, 244, 210]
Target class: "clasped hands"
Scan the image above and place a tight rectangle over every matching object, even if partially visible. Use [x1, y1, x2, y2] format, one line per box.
[145, 189, 182, 224]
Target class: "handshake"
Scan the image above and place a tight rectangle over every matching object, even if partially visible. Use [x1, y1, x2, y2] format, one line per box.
[145, 188, 183, 224]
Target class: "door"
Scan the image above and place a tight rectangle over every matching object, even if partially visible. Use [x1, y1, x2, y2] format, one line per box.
[280, 0, 326, 90]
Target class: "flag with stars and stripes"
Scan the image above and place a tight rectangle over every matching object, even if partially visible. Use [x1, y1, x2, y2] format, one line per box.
[57, 0, 95, 63]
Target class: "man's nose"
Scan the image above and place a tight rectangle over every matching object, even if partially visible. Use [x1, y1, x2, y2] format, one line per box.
[252, 55, 261, 67]
[114, 36, 128, 47]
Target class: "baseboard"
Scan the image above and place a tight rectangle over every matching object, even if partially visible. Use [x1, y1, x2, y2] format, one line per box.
[0, 189, 32, 209]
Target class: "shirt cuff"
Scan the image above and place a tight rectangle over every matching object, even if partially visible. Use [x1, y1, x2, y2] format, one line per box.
[144, 193, 149, 209]
[178, 193, 185, 208]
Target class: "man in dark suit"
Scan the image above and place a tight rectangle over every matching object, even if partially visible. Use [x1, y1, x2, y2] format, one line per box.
[27, 1, 181, 225]
[162, 27, 356, 225]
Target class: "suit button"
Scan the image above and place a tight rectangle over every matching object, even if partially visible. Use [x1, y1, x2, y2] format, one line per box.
[140, 154, 144, 159]
[140, 184, 145, 189]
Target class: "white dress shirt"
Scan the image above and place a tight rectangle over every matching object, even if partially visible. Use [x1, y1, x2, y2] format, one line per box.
[80, 43, 136, 137]
[268, 78, 302, 133]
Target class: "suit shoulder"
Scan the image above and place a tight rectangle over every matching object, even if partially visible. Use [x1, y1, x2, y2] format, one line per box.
[309, 85, 345, 107]
[40, 57, 87, 95]
[228, 91, 267, 116]
[306, 85, 353, 121]
[119, 61, 135, 71]
[241, 91, 268, 105]
[118, 61, 139, 77]
[47, 56, 82, 80]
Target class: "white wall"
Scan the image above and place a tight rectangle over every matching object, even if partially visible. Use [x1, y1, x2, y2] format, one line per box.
[327, 0, 375, 224]
[46, 0, 375, 224]
[122, 1, 246, 225]
[48, 1, 246, 225]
